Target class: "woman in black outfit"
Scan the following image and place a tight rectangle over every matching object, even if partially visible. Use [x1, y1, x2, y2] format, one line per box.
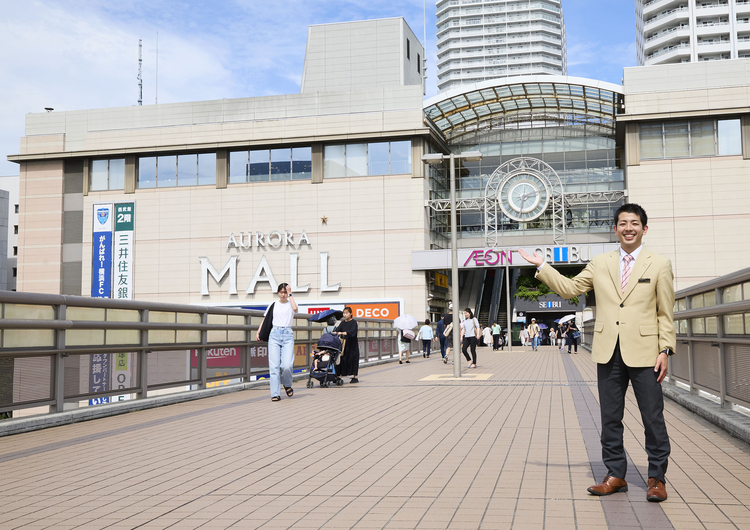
[566, 321, 579, 354]
[335, 306, 360, 383]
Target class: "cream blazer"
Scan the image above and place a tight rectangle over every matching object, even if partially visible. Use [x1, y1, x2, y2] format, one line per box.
[536, 248, 675, 367]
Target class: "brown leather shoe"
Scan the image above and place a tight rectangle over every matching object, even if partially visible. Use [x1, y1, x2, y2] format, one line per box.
[587, 475, 628, 496]
[647, 478, 668, 502]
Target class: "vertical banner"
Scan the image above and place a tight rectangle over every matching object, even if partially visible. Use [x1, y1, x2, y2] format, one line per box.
[92, 203, 113, 298]
[114, 202, 135, 300]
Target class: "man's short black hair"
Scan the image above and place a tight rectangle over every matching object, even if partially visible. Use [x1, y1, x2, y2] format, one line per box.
[614, 203, 648, 226]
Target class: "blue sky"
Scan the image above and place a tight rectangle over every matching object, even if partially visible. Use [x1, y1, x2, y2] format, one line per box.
[0, 0, 636, 176]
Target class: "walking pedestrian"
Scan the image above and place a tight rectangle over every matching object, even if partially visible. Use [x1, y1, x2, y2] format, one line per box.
[492, 321, 501, 350]
[257, 283, 297, 402]
[436, 316, 447, 359]
[483, 325, 493, 349]
[529, 318, 541, 351]
[418, 319, 434, 358]
[443, 305, 454, 364]
[335, 306, 360, 383]
[398, 329, 412, 364]
[460, 308, 479, 368]
[567, 321, 579, 354]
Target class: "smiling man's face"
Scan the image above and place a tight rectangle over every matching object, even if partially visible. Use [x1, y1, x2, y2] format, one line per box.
[614, 211, 648, 253]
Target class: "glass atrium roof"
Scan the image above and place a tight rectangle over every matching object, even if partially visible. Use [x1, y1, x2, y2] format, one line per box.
[423, 76, 623, 140]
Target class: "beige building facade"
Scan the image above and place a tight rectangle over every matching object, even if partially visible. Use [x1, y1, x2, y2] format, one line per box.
[619, 59, 750, 291]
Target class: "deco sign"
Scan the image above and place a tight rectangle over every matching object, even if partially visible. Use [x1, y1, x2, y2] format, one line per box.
[199, 230, 341, 295]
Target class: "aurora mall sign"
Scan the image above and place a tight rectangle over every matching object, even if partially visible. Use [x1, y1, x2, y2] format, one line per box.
[199, 230, 341, 295]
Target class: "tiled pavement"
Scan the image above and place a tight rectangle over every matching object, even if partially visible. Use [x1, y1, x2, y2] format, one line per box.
[1, 345, 749, 529]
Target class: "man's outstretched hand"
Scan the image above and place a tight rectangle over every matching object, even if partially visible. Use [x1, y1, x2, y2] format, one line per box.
[518, 248, 544, 267]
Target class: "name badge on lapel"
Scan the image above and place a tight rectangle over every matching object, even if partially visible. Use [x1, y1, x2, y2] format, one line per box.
[638, 278, 651, 283]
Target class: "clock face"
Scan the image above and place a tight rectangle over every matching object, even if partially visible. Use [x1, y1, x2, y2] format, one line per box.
[497, 172, 550, 222]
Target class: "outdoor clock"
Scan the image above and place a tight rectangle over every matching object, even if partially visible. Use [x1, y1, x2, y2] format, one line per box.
[497, 172, 550, 222]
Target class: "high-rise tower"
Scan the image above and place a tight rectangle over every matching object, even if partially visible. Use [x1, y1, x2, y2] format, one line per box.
[435, 0, 567, 94]
[636, 0, 750, 66]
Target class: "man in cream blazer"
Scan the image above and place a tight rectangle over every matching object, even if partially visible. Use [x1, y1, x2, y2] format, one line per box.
[520, 203, 675, 502]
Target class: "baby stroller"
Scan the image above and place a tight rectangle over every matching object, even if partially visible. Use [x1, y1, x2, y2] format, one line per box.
[306, 333, 344, 388]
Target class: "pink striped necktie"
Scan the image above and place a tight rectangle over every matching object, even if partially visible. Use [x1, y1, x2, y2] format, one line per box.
[621, 254, 634, 293]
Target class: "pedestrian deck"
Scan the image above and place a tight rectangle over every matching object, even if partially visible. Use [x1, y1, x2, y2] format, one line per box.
[1, 345, 749, 530]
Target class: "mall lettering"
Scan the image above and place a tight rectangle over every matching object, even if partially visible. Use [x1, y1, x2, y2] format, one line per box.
[199, 252, 341, 295]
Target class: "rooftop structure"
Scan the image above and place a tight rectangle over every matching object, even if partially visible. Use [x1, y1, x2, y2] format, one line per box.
[636, 0, 750, 66]
[301, 18, 424, 93]
[436, 0, 567, 94]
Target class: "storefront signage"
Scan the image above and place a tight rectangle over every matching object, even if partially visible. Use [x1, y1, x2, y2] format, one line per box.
[348, 302, 400, 319]
[200, 232, 341, 295]
[434, 272, 448, 288]
[191, 347, 241, 368]
[89, 353, 110, 405]
[412, 243, 619, 271]
[114, 203, 134, 300]
[226, 230, 311, 249]
[464, 249, 513, 267]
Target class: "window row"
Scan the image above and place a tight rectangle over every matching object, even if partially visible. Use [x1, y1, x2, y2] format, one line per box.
[90, 141, 413, 192]
[323, 141, 412, 178]
[674, 280, 750, 311]
[138, 153, 217, 189]
[680, 313, 750, 336]
[639, 118, 742, 160]
[229, 147, 311, 183]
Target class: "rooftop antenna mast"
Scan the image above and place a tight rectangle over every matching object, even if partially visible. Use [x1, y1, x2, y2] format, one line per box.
[137, 39, 143, 106]
[155, 31, 159, 104]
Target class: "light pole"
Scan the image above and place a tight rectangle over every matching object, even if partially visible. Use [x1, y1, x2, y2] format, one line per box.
[422, 150, 482, 378]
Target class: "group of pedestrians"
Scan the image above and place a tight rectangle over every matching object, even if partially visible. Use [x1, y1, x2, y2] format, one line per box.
[258, 284, 361, 402]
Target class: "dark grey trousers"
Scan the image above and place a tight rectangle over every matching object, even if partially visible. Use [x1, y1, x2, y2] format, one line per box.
[597, 340, 671, 483]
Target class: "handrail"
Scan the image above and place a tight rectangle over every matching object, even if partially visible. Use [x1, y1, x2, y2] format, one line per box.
[0, 291, 408, 416]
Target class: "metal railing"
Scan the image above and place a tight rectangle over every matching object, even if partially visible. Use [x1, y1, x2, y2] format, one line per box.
[0, 291, 406, 416]
[582, 267, 750, 411]
[671, 268, 750, 410]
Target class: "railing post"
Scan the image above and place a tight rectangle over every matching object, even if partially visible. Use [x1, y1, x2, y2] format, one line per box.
[50, 304, 66, 413]
[137, 309, 149, 399]
[199, 312, 208, 389]
[686, 302, 697, 395]
[245, 314, 253, 381]
[715, 287, 729, 408]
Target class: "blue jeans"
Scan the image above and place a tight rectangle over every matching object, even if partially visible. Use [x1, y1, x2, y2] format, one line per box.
[532, 336, 540, 350]
[268, 327, 294, 397]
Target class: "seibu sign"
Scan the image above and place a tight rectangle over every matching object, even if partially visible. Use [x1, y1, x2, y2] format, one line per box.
[199, 230, 341, 295]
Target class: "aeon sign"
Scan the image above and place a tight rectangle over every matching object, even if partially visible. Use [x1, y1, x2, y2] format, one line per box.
[464, 249, 513, 267]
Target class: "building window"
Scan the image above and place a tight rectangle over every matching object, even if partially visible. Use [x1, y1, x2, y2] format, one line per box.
[90, 158, 126, 191]
[13, 225, 18, 235]
[14, 204, 18, 214]
[13, 246, 17, 256]
[418, 54, 421, 73]
[12, 268, 16, 278]
[229, 147, 312, 183]
[137, 153, 216, 188]
[324, 141, 412, 178]
[639, 118, 742, 160]
[407, 39, 411, 60]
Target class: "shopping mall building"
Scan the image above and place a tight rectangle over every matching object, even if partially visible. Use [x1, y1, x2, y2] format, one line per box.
[8, 18, 750, 337]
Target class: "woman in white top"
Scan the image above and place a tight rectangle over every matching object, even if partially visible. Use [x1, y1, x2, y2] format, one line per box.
[460, 307, 480, 368]
[256, 283, 297, 401]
